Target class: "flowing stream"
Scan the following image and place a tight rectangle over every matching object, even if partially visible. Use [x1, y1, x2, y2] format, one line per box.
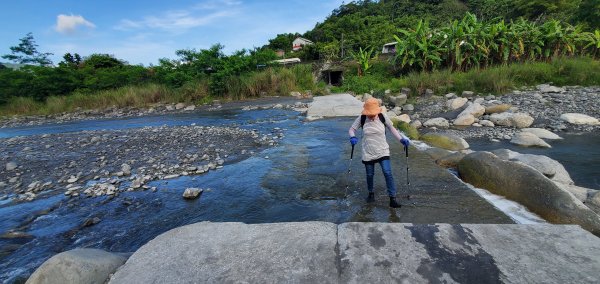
[1, 107, 596, 282]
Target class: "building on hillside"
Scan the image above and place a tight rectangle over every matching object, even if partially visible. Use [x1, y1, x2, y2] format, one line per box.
[381, 42, 398, 54]
[272, 58, 301, 65]
[292, 37, 314, 51]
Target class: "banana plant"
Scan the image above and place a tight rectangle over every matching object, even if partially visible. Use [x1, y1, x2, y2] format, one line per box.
[350, 47, 377, 76]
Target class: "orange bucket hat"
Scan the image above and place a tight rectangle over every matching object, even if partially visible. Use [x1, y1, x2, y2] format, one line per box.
[362, 98, 382, 116]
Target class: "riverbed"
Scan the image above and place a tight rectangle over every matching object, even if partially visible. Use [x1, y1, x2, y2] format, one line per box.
[0, 103, 596, 282]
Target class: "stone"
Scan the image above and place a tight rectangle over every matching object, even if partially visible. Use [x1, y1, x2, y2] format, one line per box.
[424, 89, 434, 96]
[553, 183, 592, 202]
[82, 217, 102, 227]
[184, 105, 196, 111]
[385, 111, 397, 118]
[510, 132, 551, 148]
[461, 90, 475, 97]
[537, 84, 565, 93]
[6, 162, 17, 171]
[163, 174, 180, 179]
[560, 113, 600, 125]
[175, 103, 186, 110]
[474, 97, 485, 104]
[306, 94, 364, 120]
[402, 104, 414, 111]
[67, 176, 78, 183]
[423, 147, 453, 160]
[388, 94, 407, 106]
[121, 164, 131, 176]
[423, 117, 449, 128]
[454, 114, 475, 126]
[400, 87, 411, 95]
[290, 91, 302, 98]
[108, 222, 338, 284]
[436, 152, 466, 168]
[490, 112, 534, 128]
[500, 151, 574, 185]
[410, 120, 422, 129]
[480, 120, 494, 127]
[446, 97, 468, 110]
[421, 133, 469, 151]
[182, 188, 203, 199]
[458, 102, 485, 118]
[445, 93, 456, 99]
[26, 249, 127, 284]
[397, 114, 411, 123]
[458, 152, 600, 236]
[484, 104, 512, 114]
[521, 128, 563, 140]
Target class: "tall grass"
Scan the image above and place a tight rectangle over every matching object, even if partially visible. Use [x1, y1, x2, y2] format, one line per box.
[0, 64, 322, 117]
[336, 57, 600, 96]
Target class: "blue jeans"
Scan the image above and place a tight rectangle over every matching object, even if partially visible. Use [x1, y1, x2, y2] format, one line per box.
[364, 158, 396, 197]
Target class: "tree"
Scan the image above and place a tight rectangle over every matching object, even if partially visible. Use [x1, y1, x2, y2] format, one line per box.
[2, 32, 53, 66]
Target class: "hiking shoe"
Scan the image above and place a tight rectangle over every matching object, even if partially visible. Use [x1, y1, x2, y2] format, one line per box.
[389, 197, 401, 208]
[367, 192, 375, 202]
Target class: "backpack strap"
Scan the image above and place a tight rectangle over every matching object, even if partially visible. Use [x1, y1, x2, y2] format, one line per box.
[360, 113, 387, 128]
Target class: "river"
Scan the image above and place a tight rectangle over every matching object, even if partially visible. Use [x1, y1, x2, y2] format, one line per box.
[1, 106, 596, 282]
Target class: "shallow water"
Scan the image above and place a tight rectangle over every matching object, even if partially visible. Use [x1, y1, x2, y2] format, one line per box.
[2, 108, 582, 282]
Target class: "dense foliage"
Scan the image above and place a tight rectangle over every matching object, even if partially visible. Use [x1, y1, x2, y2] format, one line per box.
[1, 0, 600, 111]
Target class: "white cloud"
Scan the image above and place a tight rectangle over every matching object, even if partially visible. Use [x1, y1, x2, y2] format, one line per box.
[55, 14, 96, 34]
[116, 1, 241, 33]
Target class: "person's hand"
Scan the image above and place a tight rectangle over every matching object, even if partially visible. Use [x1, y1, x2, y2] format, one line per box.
[400, 137, 410, 147]
[350, 136, 358, 146]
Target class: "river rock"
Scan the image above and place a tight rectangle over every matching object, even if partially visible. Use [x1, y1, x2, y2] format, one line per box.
[553, 183, 593, 203]
[183, 188, 203, 199]
[6, 162, 17, 171]
[510, 132, 551, 148]
[175, 103, 186, 110]
[480, 120, 494, 127]
[490, 112, 534, 128]
[521, 128, 563, 140]
[410, 120, 422, 129]
[121, 164, 131, 176]
[458, 151, 600, 236]
[461, 90, 474, 97]
[458, 102, 485, 118]
[446, 97, 468, 110]
[560, 113, 600, 125]
[484, 104, 512, 114]
[436, 152, 466, 168]
[423, 117, 449, 128]
[401, 87, 410, 95]
[421, 133, 469, 151]
[454, 114, 475, 126]
[388, 94, 407, 106]
[537, 84, 565, 93]
[397, 114, 410, 123]
[403, 104, 414, 111]
[502, 151, 574, 185]
[26, 249, 128, 284]
[306, 94, 363, 120]
[184, 105, 196, 111]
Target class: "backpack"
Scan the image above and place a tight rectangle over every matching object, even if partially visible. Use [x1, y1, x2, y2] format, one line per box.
[360, 113, 386, 128]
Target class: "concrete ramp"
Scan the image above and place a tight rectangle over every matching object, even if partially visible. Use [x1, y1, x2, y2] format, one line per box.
[109, 222, 600, 283]
[306, 93, 363, 120]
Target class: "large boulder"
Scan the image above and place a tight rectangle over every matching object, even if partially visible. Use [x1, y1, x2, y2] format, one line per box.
[306, 94, 363, 120]
[436, 152, 466, 168]
[446, 97, 468, 110]
[560, 113, 600, 125]
[458, 152, 600, 236]
[537, 84, 565, 93]
[423, 117, 449, 128]
[387, 94, 407, 107]
[484, 104, 512, 114]
[454, 114, 475, 126]
[421, 133, 469, 151]
[27, 249, 128, 284]
[423, 147, 454, 160]
[490, 112, 534, 128]
[510, 132, 551, 148]
[458, 102, 485, 118]
[521, 128, 563, 140]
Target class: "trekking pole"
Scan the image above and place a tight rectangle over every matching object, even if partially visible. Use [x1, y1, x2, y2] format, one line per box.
[345, 144, 355, 197]
[404, 144, 410, 200]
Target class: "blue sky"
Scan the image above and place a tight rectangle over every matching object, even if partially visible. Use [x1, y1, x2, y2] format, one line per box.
[0, 0, 345, 66]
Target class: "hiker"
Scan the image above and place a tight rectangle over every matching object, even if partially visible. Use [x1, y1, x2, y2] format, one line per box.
[348, 98, 410, 208]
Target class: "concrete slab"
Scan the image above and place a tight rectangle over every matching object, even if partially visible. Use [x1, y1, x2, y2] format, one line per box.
[109, 221, 338, 284]
[109, 222, 600, 284]
[306, 94, 363, 120]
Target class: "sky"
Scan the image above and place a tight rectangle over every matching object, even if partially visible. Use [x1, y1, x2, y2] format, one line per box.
[0, 0, 345, 66]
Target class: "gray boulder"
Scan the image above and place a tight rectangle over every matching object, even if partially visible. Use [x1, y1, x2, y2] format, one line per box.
[458, 102, 485, 118]
[436, 152, 467, 168]
[27, 249, 128, 284]
[423, 117, 449, 128]
[182, 188, 203, 199]
[458, 152, 600, 236]
[462, 90, 474, 97]
[446, 97, 468, 110]
[387, 94, 407, 107]
[537, 84, 565, 93]
[521, 128, 563, 140]
[484, 104, 512, 114]
[490, 112, 534, 128]
[421, 133, 469, 151]
[560, 113, 600, 125]
[306, 94, 363, 120]
[453, 114, 475, 126]
[423, 147, 453, 160]
[510, 132, 551, 148]
[6, 162, 17, 171]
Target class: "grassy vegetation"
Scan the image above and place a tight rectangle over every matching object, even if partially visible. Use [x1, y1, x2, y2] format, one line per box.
[333, 57, 600, 96]
[0, 65, 323, 117]
[393, 120, 420, 140]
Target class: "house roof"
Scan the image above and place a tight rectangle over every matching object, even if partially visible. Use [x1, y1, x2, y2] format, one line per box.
[294, 37, 314, 44]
